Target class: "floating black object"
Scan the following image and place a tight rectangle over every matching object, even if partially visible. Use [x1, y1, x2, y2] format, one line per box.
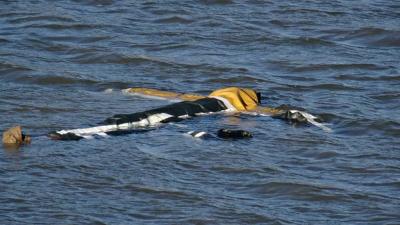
[217, 129, 253, 139]
[48, 131, 83, 141]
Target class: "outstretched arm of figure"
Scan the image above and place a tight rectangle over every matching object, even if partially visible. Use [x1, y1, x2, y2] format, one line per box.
[254, 105, 332, 132]
[124, 87, 205, 101]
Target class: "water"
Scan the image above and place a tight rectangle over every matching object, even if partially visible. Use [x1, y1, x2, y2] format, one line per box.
[1, 1, 399, 224]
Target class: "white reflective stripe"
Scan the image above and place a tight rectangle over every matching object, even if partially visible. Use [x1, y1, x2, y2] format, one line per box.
[147, 113, 173, 124]
[289, 110, 332, 132]
[194, 131, 207, 138]
[210, 96, 237, 112]
[57, 113, 173, 136]
[58, 124, 118, 135]
[187, 131, 207, 138]
[82, 135, 94, 139]
[178, 114, 191, 119]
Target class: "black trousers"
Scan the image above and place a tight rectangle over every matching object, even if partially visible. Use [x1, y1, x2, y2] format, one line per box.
[102, 97, 227, 125]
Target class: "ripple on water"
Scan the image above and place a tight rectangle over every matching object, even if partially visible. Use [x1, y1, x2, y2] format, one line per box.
[153, 16, 194, 24]
[242, 181, 349, 202]
[70, 0, 114, 6]
[22, 23, 104, 31]
[336, 118, 400, 138]
[0, 62, 32, 74]
[321, 27, 400, 47]
[199, 0, 234, 5]
[288, 63, 388, 73]
[271, 83, 362, 92]
[334, 74, 400, 82]
[6, 15, 75, 24]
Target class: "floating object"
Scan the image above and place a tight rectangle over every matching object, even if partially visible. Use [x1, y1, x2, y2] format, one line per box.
[217, 129, 253, 139]
[2, 86, 332, 145]
[2, 126, 31, 146]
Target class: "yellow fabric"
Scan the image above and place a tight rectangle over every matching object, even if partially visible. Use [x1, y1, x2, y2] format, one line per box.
[209, 87, 259, 111]
[128, 87, 268, 112]
[127, 88, 204, 101]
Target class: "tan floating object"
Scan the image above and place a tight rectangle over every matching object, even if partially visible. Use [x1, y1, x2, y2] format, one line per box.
[127, 87, 204, 101]
[2, 126, 31, 146]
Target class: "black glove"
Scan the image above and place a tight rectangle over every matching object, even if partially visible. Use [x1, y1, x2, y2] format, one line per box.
[272, 104, 317, 124]
[273, 110, 308, 123]
[217, 129, 253, 139]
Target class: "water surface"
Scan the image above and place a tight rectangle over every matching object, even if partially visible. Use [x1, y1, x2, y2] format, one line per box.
[1, 1, 399, 224]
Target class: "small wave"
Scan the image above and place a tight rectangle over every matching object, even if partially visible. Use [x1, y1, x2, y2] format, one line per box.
[0, 62, 32, 74]
[70, 52, 239, 73]
[153, 16, 194, 24]
[369, 92, 400, 101]
[269, 19, 316, 28]
[22, 23, 103, 31]
[0, 38, 9, 43]
[322, 27, 400, 47]
[199, 0, 234, 5]
[276, 75, 318, 82]
[338, 165, 389, 175]
[196, 18, 225, 28]
[315, 151, 340, 159]
[212, 166, 261, 174]
[11, 74, 132, 91]
[70, 53, 172, 65]
[337, 119, 400, 137]
[270, 8, 345, 16]
[347, 28, 400, 47]
[334, 74, 400, 82]
[51, 213, 107, 225]
[70, 0, 114, 6]
[272, 83, 361, 92]
[24, 37, 75, 53]
[7, 15, 75, 24]
[244, 181, 346, 202]
[290, 63, 387, 73]
[0, 12, 38, 19]
[205, 75, 265, 84]
[279, 36, 337, 46]
[145, 43, 193, 51]
[43, 35, 111, 44]
[16, 75, 97, 86]
[121, 184, 202, 201]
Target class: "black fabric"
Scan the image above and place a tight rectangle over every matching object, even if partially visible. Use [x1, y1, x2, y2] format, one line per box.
[272, 104, 322, 124]
[48, 131, 83, 141]
[217, 129, 253, 139]
[102, 98, 227, 125]
[272, 110, 307, 123]
[256, 92, 261, 104]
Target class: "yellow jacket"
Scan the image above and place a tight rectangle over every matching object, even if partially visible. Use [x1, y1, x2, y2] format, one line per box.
[209, 87, 259, 111]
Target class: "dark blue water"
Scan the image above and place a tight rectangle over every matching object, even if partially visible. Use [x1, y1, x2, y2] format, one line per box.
[1, 1, 399, 224]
